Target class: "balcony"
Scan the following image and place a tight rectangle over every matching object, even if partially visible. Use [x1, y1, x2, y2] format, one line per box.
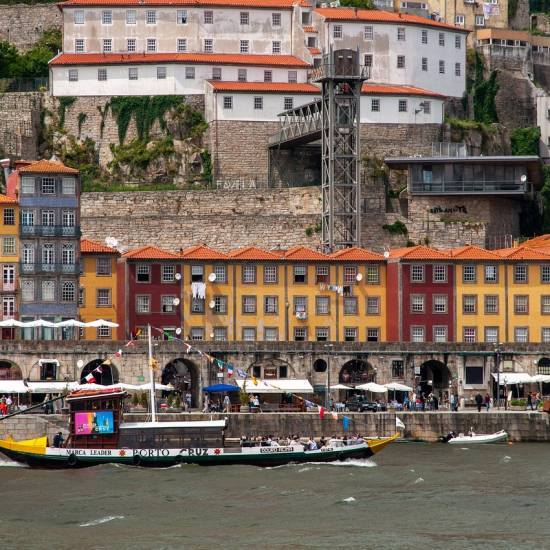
[1, 282, 15, 292]
[410, 180, 530, 195]
[20, 225, 81, 237]
[20, 263, 79, 275]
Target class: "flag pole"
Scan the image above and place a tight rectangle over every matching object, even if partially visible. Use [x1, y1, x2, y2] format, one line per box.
[148, 324, 157, 423]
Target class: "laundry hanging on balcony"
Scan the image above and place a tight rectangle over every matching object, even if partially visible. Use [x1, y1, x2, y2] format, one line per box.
[191, 282, 206, 299]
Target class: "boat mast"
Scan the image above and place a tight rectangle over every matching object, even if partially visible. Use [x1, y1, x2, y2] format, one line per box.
[147, 324, 157, 422]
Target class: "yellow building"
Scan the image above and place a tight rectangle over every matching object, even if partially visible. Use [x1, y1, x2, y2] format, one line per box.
[79, 238, 120, 340]
[0, 194, 19, 333]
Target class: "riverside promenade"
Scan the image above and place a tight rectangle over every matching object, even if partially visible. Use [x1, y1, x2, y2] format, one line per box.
[1, 410, 549, 444]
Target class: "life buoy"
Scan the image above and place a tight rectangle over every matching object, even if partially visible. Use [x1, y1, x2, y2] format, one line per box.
[132, 454, 142, 466]
[67, 453, 78, 467]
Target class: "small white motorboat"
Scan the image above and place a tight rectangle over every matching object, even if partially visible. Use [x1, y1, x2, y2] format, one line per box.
[445, 430, 508, 444]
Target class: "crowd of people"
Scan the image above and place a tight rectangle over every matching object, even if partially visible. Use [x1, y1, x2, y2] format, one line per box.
[239, 434, 365, 450]
[0, 395, 13, 416]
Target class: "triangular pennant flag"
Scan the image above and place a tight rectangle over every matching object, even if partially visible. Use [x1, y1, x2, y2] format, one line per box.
[114, 349, 122, 358]
[331, 411, 338, 420]
[227, 365, 234, 378]
[101, 359, 111, 366]
[343, 416, 350, 432]
[95, 366, 103, 374]
[85, 373, 96, 384]
[252, 376, 258, 386]
[125, 340, 135, 348]
[318, 405, 325, 419]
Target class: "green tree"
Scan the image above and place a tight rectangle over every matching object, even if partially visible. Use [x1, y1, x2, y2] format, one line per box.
[0, 41, 19, 78]
[339, 0, 374, 7]
[510, 127, 541, 156]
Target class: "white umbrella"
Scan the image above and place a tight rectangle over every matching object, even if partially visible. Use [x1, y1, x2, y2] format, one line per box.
[0, 319, 25, 327]
[86, 319, 119, 328]
[357, 382, 388, 393]
[138, 383, 174, 392]
[385, 382, 413, 392]
[56, 319, 86, 327]
[530, 374, 550, 383]
[330, 383, 352, 390]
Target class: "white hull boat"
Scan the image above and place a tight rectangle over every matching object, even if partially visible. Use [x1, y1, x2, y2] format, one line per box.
[447, 430, 508, 444]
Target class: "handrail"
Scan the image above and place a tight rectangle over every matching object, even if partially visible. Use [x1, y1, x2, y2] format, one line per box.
[410, 180, 530, 194]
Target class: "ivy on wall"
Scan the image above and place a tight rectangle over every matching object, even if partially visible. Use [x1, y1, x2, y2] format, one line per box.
[510, 126, 541, 156]
[471, 51, 499, 124]
[57, 96, 76, 129]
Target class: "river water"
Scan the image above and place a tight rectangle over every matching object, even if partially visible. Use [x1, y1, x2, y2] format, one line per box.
[1, 442, 548, 550]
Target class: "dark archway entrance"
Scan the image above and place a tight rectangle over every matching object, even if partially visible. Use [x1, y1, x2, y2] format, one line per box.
[80, 359, 119, 385]
[537, 358, 550, 395]
[339, 359, 375, 385]
[0, 360, 22, 380]
[162, 358, 199, 407]
[418, 360, 451, 400]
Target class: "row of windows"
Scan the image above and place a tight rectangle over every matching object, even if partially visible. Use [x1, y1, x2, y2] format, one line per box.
[20, 177, 76, 195]
[461, 294, 550, 315]
[20, 210, 76, 227]
[20, 279, 77, 303]
[407, 325, 550, 344]
[393, 55, 461, 76]
[74, 8, 282, 26]
[21, 243, 76, 265]
[410, 264, 448, 282]
[79, 288, 112, 307]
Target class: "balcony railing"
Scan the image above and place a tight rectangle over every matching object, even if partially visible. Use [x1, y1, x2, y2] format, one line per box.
[20, 262, 79, 274]
[410, 180, 530, 195]
[0, 77, 48, 93]
[21, 225, 81, 237]
[1, 282, 15, 292]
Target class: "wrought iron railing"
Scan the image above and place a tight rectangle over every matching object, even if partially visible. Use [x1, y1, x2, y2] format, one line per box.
[410, 180, 530, 194]
[268, 100, 322, 146]
[20, 225, 81, 237]
[0, 77, 49, 93]
[20, 262, 79, 274]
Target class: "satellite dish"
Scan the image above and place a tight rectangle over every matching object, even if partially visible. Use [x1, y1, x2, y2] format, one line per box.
[105, 236, 119, 248]
[209, 300, 216, 309]
[76, 359, 84, 368]
[384, 251, 390, 258]
[175, 327, 182, 335]
[356, 273, 363, 282]
[210, 333, 215, 338]
[520, 174, 527, 183]
[174, 272, 182, 280]
[172, 298, 180, 306]
[208, 273, 217, 282]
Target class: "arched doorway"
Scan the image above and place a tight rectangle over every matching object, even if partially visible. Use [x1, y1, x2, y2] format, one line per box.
[0, 360, 22, 380]
[80, 359, 119, 386]
[537, 358, 550, 395]
[418, 360, 451, 400]
[162, 358, 199, 407]
[339, 359, 375, 385]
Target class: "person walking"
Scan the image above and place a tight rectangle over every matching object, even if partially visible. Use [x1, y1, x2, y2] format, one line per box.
[527, 392, 535, 411]
[484, 393, 491, 412]
[450, 393, 456, 412]
[475, 393, 483, 413]
[222, 394, 231, 413]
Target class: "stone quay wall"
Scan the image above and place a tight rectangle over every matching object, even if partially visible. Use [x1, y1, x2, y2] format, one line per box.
[0, 3, 61, 52]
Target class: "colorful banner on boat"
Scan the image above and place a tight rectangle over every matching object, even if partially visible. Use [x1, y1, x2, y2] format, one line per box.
[74, 411, 114, 435]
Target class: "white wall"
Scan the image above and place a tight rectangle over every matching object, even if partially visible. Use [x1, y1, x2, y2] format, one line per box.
[51, 63, 309, 96]
[536, 95, 550, 158]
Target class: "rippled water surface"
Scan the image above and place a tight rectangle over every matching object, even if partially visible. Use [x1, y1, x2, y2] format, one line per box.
[1, 443, 549, 549]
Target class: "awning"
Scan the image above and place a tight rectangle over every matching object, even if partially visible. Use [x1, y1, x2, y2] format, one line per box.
[385, 382, 413, 392]
[531, 374, 550, 383]
[236, 379, 313, 394]
[491, 372, 533, 385]
[27, 381, 77, 393]
[0, 380, 30, 393]
[203, 383, 240, 393]
[357, 382, 388, 393]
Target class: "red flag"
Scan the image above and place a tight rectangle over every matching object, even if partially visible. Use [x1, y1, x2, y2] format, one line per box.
[95, 366, 103, 374]
[114, 349, 122, 358]
[85, 373, 96, 384]
[124, 340, 135, 348]
[227, 365, 234, 378]
[318, 405, 325, 419]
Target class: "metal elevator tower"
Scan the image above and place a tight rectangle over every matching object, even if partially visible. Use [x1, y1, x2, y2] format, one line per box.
[313, 48, 367, 252]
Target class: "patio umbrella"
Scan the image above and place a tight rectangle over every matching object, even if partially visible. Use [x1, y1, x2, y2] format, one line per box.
[330, 383, 353, 390]
[357, 382, 388, 393]
[203, 383, 240, 392]
[384, 382, 413, 391]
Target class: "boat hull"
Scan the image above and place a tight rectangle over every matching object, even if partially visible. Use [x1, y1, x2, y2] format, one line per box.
[0, 435, 397, 469]
[447, 430, 508, 445]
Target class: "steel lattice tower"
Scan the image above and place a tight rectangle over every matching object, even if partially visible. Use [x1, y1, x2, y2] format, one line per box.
[313, 48, 367, 252]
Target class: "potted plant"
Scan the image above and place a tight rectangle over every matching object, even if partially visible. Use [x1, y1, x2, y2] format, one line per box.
[140, 392, 149, 409]
[510, 398, 527, 411]
[239, 380, 250, 412]
[173, 394, 183, 412]
[166, 394, 174, 410]
[131, 392, 142, 411]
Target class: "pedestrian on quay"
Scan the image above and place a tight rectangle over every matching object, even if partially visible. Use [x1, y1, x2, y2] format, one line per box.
[202, 393, 210, 413]
[222, 394, 231, 413]
[411, 392, 417, 412]
[527, 392, 535, 411]
[0, 399, 7, 417]
[453, 393, 459, 412]
[450, 393, 456, 412]
[5, 394, 13, 413]
[185, 391, 192, 412]
[484, 393, 491, 412]
[475, 393, 483, 413]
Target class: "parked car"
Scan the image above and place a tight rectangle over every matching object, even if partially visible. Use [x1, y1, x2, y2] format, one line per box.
[345, 395, 386, 412]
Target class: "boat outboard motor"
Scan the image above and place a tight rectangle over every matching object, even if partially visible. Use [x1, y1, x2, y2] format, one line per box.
[440, 431, 456, 443]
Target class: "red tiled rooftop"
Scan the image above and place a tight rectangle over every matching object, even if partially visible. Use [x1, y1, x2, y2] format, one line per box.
[180, 244, 228, 260]
[362, 83, 445, 98]
[308, 47, 321, 55]
[303, 25, 318, 33]
[208, 81, 320, 93]
[283, 246, 329, 261]
[50, 53, 311, 68]
[446, 245, 502, 260]
[330, 247, 385, 261]
[123, 245, 180, 260]
[62, 0, 307, 7]
[81, 238, 119, 254]
[18, 159, 79, 175]
[389, 245, 450, 260]
[494, 246, 550, 261]
[228, 245, 282, 260]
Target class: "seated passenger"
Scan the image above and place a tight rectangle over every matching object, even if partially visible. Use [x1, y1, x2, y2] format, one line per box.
[356, 434, 364, 444]
[307, 437, 318, 451]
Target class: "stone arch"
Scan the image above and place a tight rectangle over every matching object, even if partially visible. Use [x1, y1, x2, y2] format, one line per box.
[80, 359, 119, 386]
[0, 360, 22, 380]
[339, 359, 375, 385]
[162, 358, 200, 407]
[537, 357, 550, 375]
[313, 359, 328, 373]
[419, 360, 451, 399]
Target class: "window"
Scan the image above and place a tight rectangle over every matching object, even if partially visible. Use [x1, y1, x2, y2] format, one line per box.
[22, 244, 34, 264]
[213, 264, 226, 283]
[21, 210, 34, 227]
[126, 9, 136, 24]
[463, 327, 476, 343]
[439, 60, 445, 74]
[514, 265, 528, 283]
[284, 97, 294, 111]
[260, 264, 276, 284]
[147, 38, 156, 52]
[293, 265, 307, 283]
[371, 98, 380, 112]
[390, 360, 404, 378]
[438, 32, 445, 46]
[74, 10, 84, 24]
[41, 177, 55, 195]
[254, 97, 263, 110]
[62, 211, 75, 228]
[366, 296, 380, 315]
[398, 99, 407, 112]
[294, 327, 307, 341]
[397, 27, 405, 40]
[397, 55, 405, 69]
[185, 67, 195, 79]
[542, 328, 550, 343]
[212, 67, 221, 80]
[213, 295, 227, 314]
[238, 69, 247, 82]
[21, 280, 34, 302]
[240, 40, 249, 53]
[541, 265, 550, 283]
[264, 327, 279, 341]
[433, 264, 447, 282]
[333, 24, 342, 38]
[191, 265, 204, 282]
[272, 41, 281, 54]
[421, 29, 427, 44]
[367, 327, 379, 342]
[423, 101, 431, 114]
[127, 38, 136, 52]
[288, 70, 297, 83]
[264, 70, 272, 82]
[455, 15, 464, 26]
[98, 68, 107, 81]
[42, 210, 55, 226]
[475, 15, 485, 27]
[21, 178, 34, 194]
[190, 327, 204, 341]
[136, 265, 150, 283]
[514, 295, 529, 314]
[146, 9, 156, 24]
[213, 327, 227, 341]
[411, 326, 424, 342]
[60, 281, 75, 303]
[294, 296, 307, 316]
[514, 327, 528, 343]
[2, 237, 15, 256]
[75, 39, 85, 53]
[364, 54, 373, 67]
[433, 295, 447, 313]
[159, 265, 174, 282]
[316, 296, 329, 315]
[455, 36, 462, 51]
[3, 265, 14, 286]
[102, 10, 112, 24]
[191, 297, 204, 313]
[42, 280, 55, 302]
[97, 258, 111, 277]
[343, 297, 358, 315]
[455, 63, 461, 77]
[102, 39, 112, 53]
[264, 296, 278, 314]
[542, 295, 550, 314]
[367, 265, 380, 284]
[78, 287, 84, 306]
[96, 288, 111, 307]
[343, 266, 357, 284]
[204, 10, 213, 23]
[411, 265, 424, 282]
[129, 67, 138, 80]
[223, 96, 233, 109]
[2, 208, 14, 226]
[242, 296, 256, 314]
[69, 69, 79, 82]
[42, 243, 54, 265]
[411, 294, 424, 313]
[97, 325, 111, 339]
[240, 11, 249, 24]
[465, 366, 484, 385]
[242, 264, 256, 284]
[421, 57, 428, 72]
[161, 295, 176, 313]
[204, 39, 213, 52]
[485, 327, 499, 343]
[463, 295, 477, 314]
[344, 327, 357, 342]
[2, 296, 14, 319]
[463, 265, 476, 283]
[316, 327, 329, 342]
[177, 9, 188, 24]
[484, 295, 498, 314]
[485, 265, 498, 283]
[364, 25, 373, 40]
[242, 327, 256, 341]
[315, 265, 329, 284]
[272, 12, 281, 26]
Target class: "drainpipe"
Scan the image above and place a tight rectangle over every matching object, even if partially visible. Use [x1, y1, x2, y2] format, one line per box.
[0, 159, 11, 192]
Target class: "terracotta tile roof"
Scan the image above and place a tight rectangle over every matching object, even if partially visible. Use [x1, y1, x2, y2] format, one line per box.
[208, 81, 320, 93]
[494, 247, 550, 261]
[18, 159, 79, 175]
[81, 238, 119, 254]
[389, 245, 450, 260]
[519, 234, 550, 248]
[0, 194, 17, 204]
[314, 8, 469, 32]
[308, 47, 321, 55]
[362, 83, 445, 98]
[50, 53, 311, 68]
[180, 244, 228, 260]
[62, 0, 306, 6]
[123, 245, 180, 260]
[446, 245, 502, 260]
[303, 25, 318, 33]
[228, 245, 282, 260]
[283, 245, 329, 260]
[330, 247, 385, 261]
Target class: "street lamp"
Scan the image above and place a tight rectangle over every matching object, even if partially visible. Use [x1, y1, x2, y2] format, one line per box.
[324, 343, 334, 410]
[495, 343, 503, 410]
